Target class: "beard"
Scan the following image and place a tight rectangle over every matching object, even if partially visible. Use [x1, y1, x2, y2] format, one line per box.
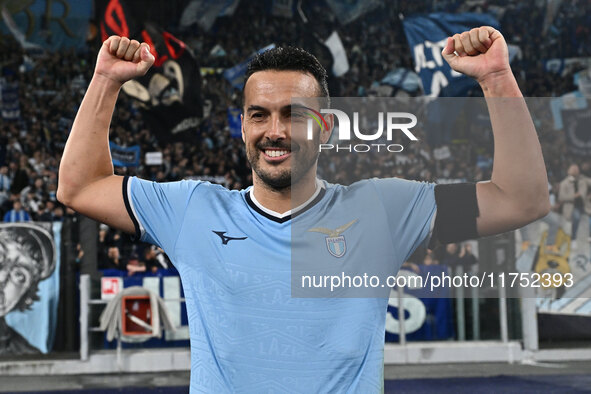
[246, 136, 320, 191]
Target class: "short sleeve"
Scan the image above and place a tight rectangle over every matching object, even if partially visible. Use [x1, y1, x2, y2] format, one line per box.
[371, 178, 437, 262]
[123, 176, 201, 252]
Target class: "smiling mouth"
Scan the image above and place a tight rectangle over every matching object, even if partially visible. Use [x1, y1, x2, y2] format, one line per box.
[262, 149, 291, 161]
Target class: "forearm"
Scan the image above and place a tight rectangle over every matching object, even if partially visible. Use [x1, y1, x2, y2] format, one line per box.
[58, 74, 122, 204]
[478, 72, 550, 229]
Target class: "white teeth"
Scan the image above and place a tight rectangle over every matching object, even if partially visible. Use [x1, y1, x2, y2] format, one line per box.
[265, 150, 289, 158]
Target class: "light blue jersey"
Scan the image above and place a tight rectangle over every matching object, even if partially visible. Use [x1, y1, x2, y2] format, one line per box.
[124, 176, 436, 393]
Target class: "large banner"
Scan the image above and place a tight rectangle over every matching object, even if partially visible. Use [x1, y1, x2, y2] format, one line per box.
[1, 222, 59, 355]
[518, 210, 591, 322]
[562, 107, 591, 156]
[0, 0, 91, 50]
[403, 13, 499, 97]
[99, 0, 203, 143]
[385, 265, 454, 342]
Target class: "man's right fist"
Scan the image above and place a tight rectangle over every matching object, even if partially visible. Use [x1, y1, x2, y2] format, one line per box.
[94, 36, 155, 85]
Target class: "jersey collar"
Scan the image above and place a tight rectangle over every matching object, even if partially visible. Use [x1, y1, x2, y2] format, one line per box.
[245, 179, 326, 223]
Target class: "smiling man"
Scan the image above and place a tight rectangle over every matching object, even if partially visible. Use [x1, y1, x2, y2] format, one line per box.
[58, 27, 549, 393]
[241, 54, 332, 212]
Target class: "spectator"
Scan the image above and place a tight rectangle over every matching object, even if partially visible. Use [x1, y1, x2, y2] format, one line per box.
[0, 166, 10, 206]
[37, 200, 57, 222]
[3, 200, 31, 222]
[52, 205, 64, 222]
[8, 162, 28, 195]
[104, 246, 122, 270]
[144, 245, 169, 273]
[126, 253, 146, 276]
[75, 243, 85, 264]
[559, 164, 588, 238]
[423, 251, 439, 266]
[440, 243, 477, 270]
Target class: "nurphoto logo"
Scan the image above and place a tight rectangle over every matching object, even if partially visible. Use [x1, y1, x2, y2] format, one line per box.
[305, 107, 418, 153]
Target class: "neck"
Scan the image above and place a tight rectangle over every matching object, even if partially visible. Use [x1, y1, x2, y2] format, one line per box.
[252, 169, 318, 214]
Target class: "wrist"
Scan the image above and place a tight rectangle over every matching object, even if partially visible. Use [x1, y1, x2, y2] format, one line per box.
[92, 72, 124, 92]
[478, 69, 521, 97]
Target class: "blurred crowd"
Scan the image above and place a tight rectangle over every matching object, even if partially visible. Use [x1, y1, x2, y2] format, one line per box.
[0, 0, 589, 272]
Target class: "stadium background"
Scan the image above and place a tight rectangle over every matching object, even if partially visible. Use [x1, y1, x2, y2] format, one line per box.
[0, 0, 590, 392]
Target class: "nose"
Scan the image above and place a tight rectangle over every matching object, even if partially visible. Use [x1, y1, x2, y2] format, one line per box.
[266, 113, 288, 141]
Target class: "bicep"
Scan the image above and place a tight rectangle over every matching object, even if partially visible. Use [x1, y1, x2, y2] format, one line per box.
[476, 181, 538, 237]
[66, 175, 135, 234]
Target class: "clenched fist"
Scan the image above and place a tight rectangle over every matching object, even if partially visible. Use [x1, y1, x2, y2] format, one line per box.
[442, 26, 510, 85]
[94, 36, 155, 85]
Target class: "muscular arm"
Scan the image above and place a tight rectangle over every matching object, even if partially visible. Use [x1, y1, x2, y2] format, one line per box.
[57, 37, 154, 234]
[474, 73, 550, 236]
[442, 27, 550, 237]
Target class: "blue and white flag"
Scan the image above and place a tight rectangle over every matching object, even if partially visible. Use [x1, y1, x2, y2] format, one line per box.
[403, 13, 499, 97]
[381, 68, 422, 93]
[550, 91, 587, 130]
[325, 0, 380, 25]
[109, 142, 140, 167]
[223, 44, 276, 90]
[324, 31, 349, 77]
[227, 107, 242, 138]
[180, 0, 241, 31]
[0, 0, 91, 50]
[271, 0, 294, 18]
[0, 80, 20, 120]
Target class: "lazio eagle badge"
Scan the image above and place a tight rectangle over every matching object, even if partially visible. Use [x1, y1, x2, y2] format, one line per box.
[308, 219, 358, 258]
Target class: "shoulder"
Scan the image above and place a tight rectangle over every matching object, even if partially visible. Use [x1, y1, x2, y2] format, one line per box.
[323, 177, 435, 191]
[322, 177, 435, 202]
[130, 177, 232, 196]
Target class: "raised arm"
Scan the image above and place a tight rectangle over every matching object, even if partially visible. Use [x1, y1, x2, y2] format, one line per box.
[442, 27, 550, 237]
[57, 36, 154, 233]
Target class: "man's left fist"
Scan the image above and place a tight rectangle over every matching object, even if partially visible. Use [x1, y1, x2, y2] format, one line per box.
[442, 26, 510, 84]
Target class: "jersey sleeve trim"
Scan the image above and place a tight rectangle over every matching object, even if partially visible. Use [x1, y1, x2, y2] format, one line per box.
[425, 209, 437, 248]
[122, 176, 143, 241]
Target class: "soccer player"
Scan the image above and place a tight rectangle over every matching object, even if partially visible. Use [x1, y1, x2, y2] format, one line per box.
[58, 27, 549, 392]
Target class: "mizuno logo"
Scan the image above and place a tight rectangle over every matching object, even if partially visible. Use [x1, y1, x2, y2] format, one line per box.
[213, 231, 248, 245]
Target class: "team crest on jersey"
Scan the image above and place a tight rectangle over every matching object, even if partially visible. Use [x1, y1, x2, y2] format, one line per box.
[308, 219, 358, 258]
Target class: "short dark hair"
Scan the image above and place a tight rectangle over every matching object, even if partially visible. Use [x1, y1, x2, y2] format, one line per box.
[243, 46, 329, 102]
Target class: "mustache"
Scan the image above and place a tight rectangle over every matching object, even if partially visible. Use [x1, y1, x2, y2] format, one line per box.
[256, 141, 300, 152]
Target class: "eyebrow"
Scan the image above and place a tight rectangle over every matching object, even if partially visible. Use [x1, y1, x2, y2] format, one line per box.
[246, 105, 268, 113]
[246, 104, 309, 114]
